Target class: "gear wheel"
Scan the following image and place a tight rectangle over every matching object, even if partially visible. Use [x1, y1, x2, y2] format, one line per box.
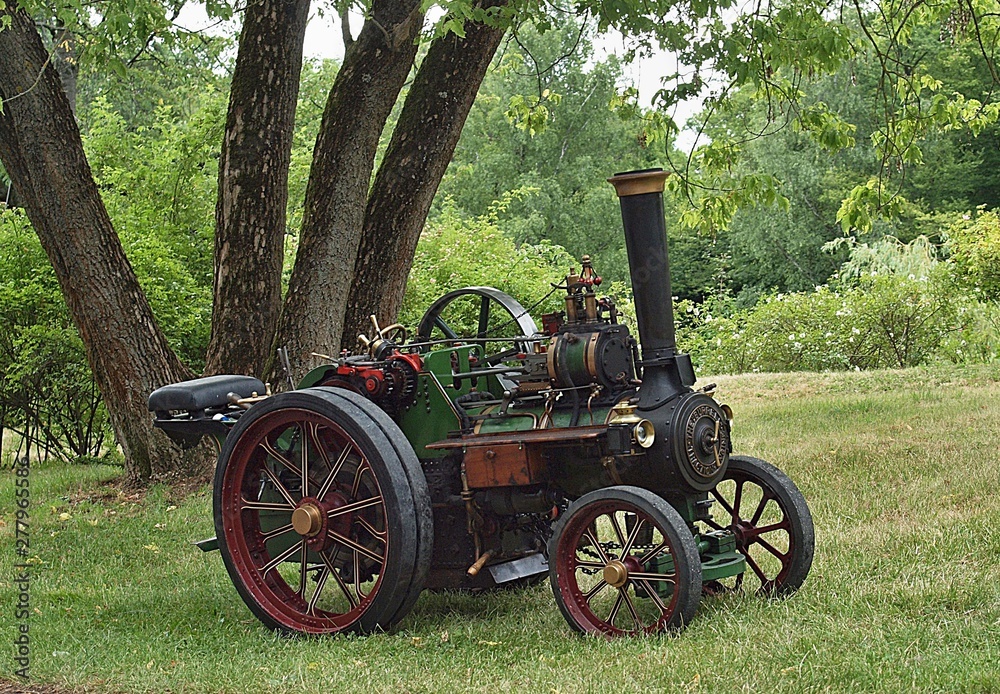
[383, 358, 418, 414]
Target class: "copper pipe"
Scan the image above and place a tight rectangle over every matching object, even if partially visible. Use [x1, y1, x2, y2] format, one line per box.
[467, 550, 494, 577]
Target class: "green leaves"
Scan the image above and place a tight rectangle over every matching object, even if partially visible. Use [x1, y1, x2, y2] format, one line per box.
[617, 0, 1000, 236]
[946, 209, 1000, 302]
[794, 104, 857, 152]
[429, 0, 513, 38]
[676, 172, 789, 233]
[108, 56, 126, 79]
[836, 178, 905, 234]
[401, 198, 572, 331]
[438, 21, 669, 287]
[677, 266, 989, 374]
[0, 209, 115, 462]
[609, 87, 678, 145]
[504, 89, 561, 136]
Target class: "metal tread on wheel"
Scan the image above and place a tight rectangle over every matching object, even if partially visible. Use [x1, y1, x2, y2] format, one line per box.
[705, 455, 814, 596]
[213, 388, 432, 635]
[549, 485, 702, 637]
[313, 387, 433, 627]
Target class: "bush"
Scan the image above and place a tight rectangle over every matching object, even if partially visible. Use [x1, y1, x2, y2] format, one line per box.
[946, 209, 1000, 302]
[679, 246, 997, 375]
[0, 210, 115, 463]
[0, 94, 222, 464]
[402, 196, 575, 333]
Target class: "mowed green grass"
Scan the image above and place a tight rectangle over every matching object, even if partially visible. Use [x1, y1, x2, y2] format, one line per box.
[2, 364, 1000, 693]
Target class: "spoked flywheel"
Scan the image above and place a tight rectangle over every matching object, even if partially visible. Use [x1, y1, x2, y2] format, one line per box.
[415, 286, 538, 357]
[213, 388, 431, 635]
[549, 486, 701, 637]
[706, 455, 814, 595]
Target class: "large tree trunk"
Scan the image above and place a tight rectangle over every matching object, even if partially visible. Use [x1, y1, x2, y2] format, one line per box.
[49, 23, 79, 116]
[271, 0, 423, 380]
[204, 0, 310, 378]
[0, 4, 206, 483]
[342, 13, 507, 348]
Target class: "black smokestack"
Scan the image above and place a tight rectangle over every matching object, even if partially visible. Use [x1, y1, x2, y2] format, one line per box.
[609, 168, 694, 408]
[608, 169, 675, 358]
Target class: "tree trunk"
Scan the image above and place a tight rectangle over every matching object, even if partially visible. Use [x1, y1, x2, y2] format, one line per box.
[342, 14, 507, 348]
[50, 23, 79, 116]
[0, 4, 207, 483]
[271, 0, 423, 380]
[204, 0, 311, 378]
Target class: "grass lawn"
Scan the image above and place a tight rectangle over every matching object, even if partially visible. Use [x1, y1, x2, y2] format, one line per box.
[3, 363, 1000, 693]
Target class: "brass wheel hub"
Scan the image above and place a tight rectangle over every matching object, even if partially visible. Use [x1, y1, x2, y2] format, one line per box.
[291, 502, 324, 538]
[603, 559, 630, 588]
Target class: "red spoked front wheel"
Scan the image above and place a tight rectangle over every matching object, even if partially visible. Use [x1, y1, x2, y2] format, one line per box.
[213, 388, 430, 635]
[549, 486, 701, 637]
[707, 455, 814, 595]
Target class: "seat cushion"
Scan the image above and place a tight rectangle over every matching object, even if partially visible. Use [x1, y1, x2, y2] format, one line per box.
[148, 375, 266, 413]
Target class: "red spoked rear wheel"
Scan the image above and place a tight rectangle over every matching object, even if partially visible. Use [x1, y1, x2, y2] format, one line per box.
[214, 389, 429, 635]
[549, 486, 701, 637]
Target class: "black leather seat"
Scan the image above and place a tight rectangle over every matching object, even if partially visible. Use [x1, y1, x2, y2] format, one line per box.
[147, 375, 266, 413]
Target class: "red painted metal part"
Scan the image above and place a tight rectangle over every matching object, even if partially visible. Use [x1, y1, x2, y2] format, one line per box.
[710, 468, 795, 593]
[218, 407, 388, 633]
[553, 499, 681, 636]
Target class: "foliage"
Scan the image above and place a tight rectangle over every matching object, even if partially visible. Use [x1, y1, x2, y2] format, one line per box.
[831, 234, 940, 280]
[401, 194, 574, 332]
[680, 275, 962, 374]
[679, 237, 998, 375]
[504, 88, 562, 137]
[667, 27, 1000, 301]
[75, 32, 232, 129]
[946, 209, 1000, 302]
[81, 95, 219, 370]
[438, 22, 673, 288]
[16, 0, 234, 89]
[0, 79, 221, 464]
[0, 210, 114, 463]
[616, 5, 1000, 235]
[710, 120, 853, 300]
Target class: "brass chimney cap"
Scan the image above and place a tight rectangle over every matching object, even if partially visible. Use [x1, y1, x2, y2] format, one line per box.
[607, 168, 670, 197]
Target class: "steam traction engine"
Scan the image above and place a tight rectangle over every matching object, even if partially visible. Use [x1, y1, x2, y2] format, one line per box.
[148, 169, 814, 637]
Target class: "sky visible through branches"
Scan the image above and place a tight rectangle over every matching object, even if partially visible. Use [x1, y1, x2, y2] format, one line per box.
[173, 2, 707, 149]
